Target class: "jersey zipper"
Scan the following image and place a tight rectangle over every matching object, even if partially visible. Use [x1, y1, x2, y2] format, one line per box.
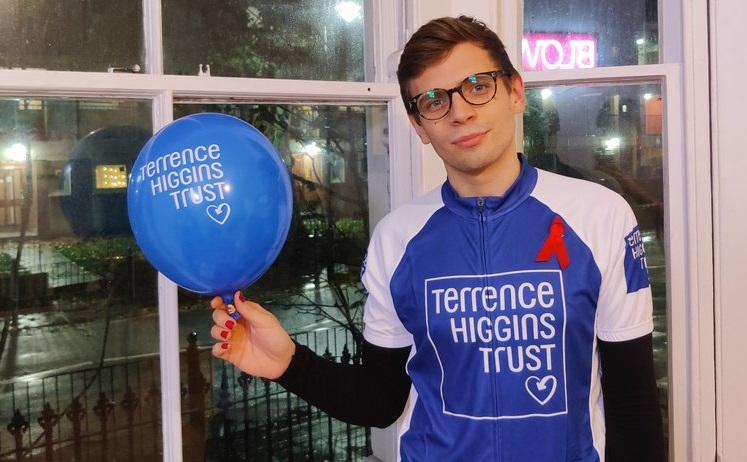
[477, 197, 488, 274]
[478, 196, 504, 459]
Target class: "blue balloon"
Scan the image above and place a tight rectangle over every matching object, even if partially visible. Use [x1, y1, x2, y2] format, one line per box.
[127, 113, 292, 308]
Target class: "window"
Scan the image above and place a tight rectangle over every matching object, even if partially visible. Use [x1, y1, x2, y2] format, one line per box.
[162, 0, 365, 80]
[0, 97, 155, 460]
[0, 2, 399, 461]
[519, 0, 702, 459]
[0, 1, 144, 72]
[172, 102, 386, 461]
[95, 165, 129, 190]
[523, 0, 658, 70]
[524, 81, 667, 434]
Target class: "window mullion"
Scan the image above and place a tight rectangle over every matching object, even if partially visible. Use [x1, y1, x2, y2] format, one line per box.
[143, 0, 164, 75]
[0, 69, 400, 102]
[151, 90, 183, 462]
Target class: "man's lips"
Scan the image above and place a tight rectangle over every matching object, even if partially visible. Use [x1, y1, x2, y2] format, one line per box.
[453, 132, 486, 148]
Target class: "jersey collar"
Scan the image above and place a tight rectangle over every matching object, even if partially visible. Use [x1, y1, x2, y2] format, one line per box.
[441, 153, 538, 220]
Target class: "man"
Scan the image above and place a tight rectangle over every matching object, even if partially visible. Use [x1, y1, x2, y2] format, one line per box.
[210, 15, 665, 462]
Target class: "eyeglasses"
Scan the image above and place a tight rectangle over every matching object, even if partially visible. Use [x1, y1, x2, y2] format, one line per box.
[408, 70, 511, 121]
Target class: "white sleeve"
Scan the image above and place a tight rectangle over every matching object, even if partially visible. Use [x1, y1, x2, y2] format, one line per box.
[361, 216, 414, 349]
[533, 170, 654, 342]
[360, 188, 443, 349]
[593, 195, 654, 342]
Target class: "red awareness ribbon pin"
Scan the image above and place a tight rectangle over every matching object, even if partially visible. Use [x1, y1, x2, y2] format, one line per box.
[536, 216, 570, 269]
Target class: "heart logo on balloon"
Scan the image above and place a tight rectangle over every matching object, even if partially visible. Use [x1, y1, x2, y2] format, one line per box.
[207, 203, 231, 225]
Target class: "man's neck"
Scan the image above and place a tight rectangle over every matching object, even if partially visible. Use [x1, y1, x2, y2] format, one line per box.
[447, 153, 522, 198]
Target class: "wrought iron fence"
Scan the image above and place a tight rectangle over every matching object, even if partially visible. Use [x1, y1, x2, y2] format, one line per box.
[0, 328, 369, 462]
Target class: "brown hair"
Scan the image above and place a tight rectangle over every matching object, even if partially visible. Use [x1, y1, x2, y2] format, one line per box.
[396, 15, 518, 115]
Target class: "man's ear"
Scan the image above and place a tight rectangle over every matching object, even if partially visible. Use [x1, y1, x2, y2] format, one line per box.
[510, 74, 527, 114]
[408, 113, 431, 144]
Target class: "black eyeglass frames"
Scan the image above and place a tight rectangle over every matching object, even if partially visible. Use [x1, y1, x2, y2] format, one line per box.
[408, 69, 512, 121]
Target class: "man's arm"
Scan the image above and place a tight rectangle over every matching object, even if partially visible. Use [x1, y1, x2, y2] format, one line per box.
[210, 292, 412, 428]
[276, 340, 412, 428]
[598, 333, 666, 462]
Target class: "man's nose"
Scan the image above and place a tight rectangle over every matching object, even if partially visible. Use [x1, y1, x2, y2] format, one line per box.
[448, 92, 477, 121]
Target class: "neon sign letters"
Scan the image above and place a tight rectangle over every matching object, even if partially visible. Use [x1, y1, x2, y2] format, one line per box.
[522, 33, 597, 71]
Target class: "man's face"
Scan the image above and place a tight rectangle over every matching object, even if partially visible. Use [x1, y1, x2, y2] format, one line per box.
[407, 42, 526, 194]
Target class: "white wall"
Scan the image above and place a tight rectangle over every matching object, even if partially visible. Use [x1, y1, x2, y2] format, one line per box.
[711, 0, 747, 460]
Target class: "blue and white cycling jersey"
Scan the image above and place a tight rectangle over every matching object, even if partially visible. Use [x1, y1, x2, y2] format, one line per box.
[361, 154, 653, 462]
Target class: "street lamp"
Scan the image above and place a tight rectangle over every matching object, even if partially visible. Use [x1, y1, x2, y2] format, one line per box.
[303, 141, 323, 156]
[5, 142, 28, 162]
[335, 1, 361, 23]
[4, 140, 33, 331]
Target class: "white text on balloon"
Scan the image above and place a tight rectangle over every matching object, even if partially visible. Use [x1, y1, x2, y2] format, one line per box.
[138, 142, 232, 210]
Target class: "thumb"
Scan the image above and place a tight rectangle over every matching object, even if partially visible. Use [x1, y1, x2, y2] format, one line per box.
[231, 291, 273, 324]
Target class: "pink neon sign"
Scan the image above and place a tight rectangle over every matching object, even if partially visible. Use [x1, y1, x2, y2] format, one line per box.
[522, 33, 597, 71]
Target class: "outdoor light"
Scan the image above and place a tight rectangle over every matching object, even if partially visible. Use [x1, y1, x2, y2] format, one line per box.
[604, 137, 621, 150]
[644, 93, 653, 100]
[636, 38, 645, 46]
[336, 1, 361, 23]
[541, 88, 553, 100]
[303, 141, 322, 156]
[6, 142, 28, 162]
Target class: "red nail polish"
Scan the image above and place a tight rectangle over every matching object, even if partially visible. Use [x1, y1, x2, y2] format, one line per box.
[220, 330, 228, 339]
[237, 292, 245, 302]
[225, 319, 235, 329]
[220, 343, 229, 350]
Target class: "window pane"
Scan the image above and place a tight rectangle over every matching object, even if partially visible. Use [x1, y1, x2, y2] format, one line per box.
[172, 102, 387, 461]
[523, 83, 667, 446]
[0, 1, 144, 72]
[523, 0, 658, 70]
[162, 0, 365, 80]
[0, 98, 158, 460]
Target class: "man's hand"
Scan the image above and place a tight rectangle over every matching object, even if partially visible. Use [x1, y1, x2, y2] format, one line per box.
[210, 291, 296, 380]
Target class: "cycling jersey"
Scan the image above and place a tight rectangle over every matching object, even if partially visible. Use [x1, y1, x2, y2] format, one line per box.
[361, 153, 653, 462]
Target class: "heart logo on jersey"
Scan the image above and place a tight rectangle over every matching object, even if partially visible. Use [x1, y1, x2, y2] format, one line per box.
[207, 203, 231, 225]
[525, 375, 557, 405]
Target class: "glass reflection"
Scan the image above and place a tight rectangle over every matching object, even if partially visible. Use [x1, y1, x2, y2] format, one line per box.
[162, 0, 365, 80]
[0, 1, 144, 72]
[523, 0, 659, 70]
[523, 83, 667, 442]
[0, 98, 158, 460]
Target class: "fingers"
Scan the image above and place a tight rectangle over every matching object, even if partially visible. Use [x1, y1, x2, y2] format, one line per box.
[209, 290, 281, 348]
[210, 313, 236, 358]
[211, 341, 230, 358]
[210, 322, 232, 341]
[227, 291, 273, 323]
[211, 309, 235, 334]
[210, 295, 225, 310]
[210, 291, 248, 324]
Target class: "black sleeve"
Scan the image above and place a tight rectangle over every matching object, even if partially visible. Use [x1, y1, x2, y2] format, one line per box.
[598, 333, 666, 462]
[274, 339, 412, 428]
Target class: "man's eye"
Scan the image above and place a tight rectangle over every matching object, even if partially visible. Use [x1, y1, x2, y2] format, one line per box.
[423, 98, 446, 111]
[469, 83, 489, 94]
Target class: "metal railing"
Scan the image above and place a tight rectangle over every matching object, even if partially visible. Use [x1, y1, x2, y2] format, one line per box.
[1, 328, 369, 462]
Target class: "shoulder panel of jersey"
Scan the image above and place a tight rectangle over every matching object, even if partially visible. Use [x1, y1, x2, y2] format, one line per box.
[362, 186, 445, 349]
[531, 169, 654, 342]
